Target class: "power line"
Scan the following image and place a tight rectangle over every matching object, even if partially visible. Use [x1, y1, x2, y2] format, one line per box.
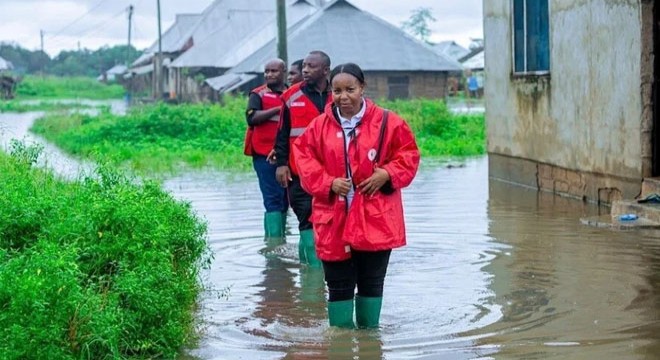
[47, 0, 110, 39]
[46, 8, 127, 52]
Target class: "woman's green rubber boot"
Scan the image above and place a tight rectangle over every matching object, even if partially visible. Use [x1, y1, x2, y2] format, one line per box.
[355, 295, 382, 329]
[328, 299, 355, 328]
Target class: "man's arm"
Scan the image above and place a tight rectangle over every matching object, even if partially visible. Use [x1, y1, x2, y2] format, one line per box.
[246, 93, 282, 126]
[274, 105, 291, 166]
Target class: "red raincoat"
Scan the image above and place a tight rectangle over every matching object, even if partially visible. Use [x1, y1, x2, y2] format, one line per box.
[293, 99, 420, 261]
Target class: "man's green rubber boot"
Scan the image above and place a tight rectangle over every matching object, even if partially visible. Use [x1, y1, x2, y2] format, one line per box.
[299, 229, 321, 268]
[264, 211, 284, 238]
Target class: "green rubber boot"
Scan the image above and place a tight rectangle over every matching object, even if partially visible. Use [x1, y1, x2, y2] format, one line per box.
[328, 299, 355, 329]
[264, 211, 284, 238]
[299, 229, 321, 268]
[355, 296, 382, 329]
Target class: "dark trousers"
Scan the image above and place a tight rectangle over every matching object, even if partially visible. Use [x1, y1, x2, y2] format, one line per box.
[288, 174, 312, 231]
[253, 155, 288, 212]
[322, 249, 392, 302]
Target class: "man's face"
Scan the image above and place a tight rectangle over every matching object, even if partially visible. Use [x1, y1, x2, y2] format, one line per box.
[302, 54, 328, 85]
[264, 61, 285, 87]
[288, 64, 303, 85]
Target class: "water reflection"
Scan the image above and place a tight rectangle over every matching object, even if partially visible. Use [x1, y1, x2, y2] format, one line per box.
[5, 106, 660, 359]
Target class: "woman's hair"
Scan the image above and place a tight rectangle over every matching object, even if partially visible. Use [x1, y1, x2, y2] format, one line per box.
[330, 63, 365, 84]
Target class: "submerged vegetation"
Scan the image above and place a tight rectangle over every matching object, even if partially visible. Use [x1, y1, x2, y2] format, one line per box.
[32, 97, 484, 174]
[15, 75, 125, 100]
[0, 143, 210, 358]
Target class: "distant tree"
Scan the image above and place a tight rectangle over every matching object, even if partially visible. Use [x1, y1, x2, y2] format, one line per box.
[401, 7, 437, 44]
[0, 42, 141, 77]
[0, 43, 50, 74]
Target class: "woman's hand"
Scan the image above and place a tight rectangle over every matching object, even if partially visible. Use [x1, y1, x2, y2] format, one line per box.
[357, 168, 390, 196]
[331, 177, 352, 197]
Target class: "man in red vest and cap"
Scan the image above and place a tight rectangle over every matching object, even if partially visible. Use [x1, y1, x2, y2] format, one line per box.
[245, 58, 289, 238]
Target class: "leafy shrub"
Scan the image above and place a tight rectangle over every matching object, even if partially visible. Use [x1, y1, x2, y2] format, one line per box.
[0, 152, 210, 358]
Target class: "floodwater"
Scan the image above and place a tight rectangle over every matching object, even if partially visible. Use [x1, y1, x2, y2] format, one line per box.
[2, 110, 660, 359]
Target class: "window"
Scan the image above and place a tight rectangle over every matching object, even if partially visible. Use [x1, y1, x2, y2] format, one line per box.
[513, 0, 550, 74]
[388, 76, 409, 100]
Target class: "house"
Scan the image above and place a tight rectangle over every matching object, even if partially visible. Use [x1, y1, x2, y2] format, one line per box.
[97, 64, 127, 82]
[127, 13, 202, 97]
[169, 0, 320, 101]
[226, 0, 461, 100]
[434, 41, 469, 62]
[0, 56, 13, 72]
[483, 1, 654, 205]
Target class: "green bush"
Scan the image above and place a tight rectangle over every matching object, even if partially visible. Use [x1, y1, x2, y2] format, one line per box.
[31, 97, 485, 174]
[0, 149, 210, 359]
[15, 75, 125, 100]
[32, 97, 250, 174]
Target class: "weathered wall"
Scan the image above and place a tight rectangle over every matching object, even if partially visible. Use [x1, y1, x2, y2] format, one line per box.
[485, 0, 644, 203]
[365, 71, 448, 99]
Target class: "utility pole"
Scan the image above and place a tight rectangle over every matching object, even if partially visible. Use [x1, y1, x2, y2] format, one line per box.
[154, 0, 164, 100]
[40, 30, 45, 76]
[127, 5, 134, 67]
[126, 5, 134, 105]
[276, 0, 287, 64]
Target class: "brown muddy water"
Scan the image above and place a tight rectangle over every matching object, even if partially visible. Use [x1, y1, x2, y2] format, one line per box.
[2, 111, 660, 359]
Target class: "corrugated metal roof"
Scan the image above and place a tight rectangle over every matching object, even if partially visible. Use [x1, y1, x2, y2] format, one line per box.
[228, 0, 462, 74]
[170, 0, 289, 68]
[210, 1, 318, 69]
[461, 49, 484, 70]
[434, 41, 470, 61]
[132, 14, 201, 67]
[0, 56, 13, 71]
[205, 73, 257, 92]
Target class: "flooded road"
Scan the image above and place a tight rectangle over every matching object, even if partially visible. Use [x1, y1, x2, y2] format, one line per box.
[2, 110, 660, 359]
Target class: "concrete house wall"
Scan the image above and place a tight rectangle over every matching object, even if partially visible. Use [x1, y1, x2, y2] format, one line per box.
[484, 0, 653, 204]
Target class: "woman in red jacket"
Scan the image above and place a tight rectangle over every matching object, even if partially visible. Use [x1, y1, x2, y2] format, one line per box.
[293, 63, 420, 329]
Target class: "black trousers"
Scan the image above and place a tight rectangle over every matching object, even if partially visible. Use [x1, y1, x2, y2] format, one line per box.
[322, 249, 392, 302]
[288, 174, 312, 231]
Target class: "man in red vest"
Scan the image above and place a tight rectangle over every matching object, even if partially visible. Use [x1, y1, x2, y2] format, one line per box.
[274, 50, 333, 267]
[245, 58, 289, 238]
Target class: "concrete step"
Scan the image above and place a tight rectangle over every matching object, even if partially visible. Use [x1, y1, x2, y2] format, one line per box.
[581, 214, 660, 230]
[611, 199, 660, 224]
[641, 177, 660, 198]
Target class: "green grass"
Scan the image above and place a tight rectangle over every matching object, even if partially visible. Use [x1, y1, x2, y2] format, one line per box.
[14, 75, 125, 100]
[0, 142, 210, 359]
[31, 97, 485, 174]
[0, 100, 97, 113]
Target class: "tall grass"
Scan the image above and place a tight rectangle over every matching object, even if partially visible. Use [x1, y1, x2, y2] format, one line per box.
[0, 143, 210, 358]
[380, 98, 485, 156]
[31, 97, 485, 174]
[33, 97, 250, 174]
[15, 75, 125, 100]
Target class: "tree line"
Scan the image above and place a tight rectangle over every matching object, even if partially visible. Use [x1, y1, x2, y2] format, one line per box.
[0, 43, 141, 77]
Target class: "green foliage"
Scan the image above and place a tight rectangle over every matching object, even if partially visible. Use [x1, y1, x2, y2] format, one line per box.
[401, 7, 437, 43]
[0, 100, 94, 113]
[32, 96, 250, 174]
[0, 42, 140, 77]
[16, 75, 125, 99]
[379, 98, 485, 156]
[31, 97, 484, 174]
[0, 150, 210, 359]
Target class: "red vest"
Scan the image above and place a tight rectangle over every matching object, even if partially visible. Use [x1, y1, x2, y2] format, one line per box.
[281, 82, 332, 174]
[244, 85, 282, 156]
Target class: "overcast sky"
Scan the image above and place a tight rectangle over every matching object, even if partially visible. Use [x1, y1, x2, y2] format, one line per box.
[0, 0, 483, 57]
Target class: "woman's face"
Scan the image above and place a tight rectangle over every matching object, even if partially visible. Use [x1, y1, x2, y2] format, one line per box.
[331, 73, 364, 118]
